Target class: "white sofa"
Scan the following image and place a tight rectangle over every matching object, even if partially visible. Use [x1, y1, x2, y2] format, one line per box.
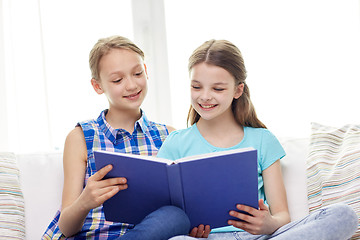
[14, 138, 309, 239]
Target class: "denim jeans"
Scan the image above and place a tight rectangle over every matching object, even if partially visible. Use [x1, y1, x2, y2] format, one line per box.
[169, 203, 358, 240]
[119, 205, 190, 240]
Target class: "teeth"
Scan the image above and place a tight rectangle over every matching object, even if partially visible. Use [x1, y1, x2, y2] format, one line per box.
[201, 104, 216, 109]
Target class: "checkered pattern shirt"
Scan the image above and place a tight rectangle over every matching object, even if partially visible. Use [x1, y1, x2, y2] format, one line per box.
[42, 110, 169, 239]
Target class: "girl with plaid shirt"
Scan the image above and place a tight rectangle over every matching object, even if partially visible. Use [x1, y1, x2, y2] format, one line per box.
[42, 36, 190, 240]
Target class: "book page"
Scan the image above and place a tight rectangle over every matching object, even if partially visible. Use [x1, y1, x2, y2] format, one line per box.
[94, 150, 174, 165]
[175, 147, 255, 163]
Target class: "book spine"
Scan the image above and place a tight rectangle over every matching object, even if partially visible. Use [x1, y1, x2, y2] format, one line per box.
[166, 164, 186, 211]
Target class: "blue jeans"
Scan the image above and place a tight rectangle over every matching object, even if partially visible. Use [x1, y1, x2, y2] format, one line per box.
[119, 205, 190, 240]
[169, 203, 358, 240]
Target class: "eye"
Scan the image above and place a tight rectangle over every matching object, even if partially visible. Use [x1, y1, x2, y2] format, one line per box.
[112, 78, 123, 83]
[191, 85, 201, 90]
[135, 71, 143, 76]
[214, 88, 225, 91]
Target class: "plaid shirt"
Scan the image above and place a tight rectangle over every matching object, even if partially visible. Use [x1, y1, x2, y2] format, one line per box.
[42, 110, 169, 240]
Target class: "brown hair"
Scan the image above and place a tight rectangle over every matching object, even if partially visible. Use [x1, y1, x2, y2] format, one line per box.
[187, 39, 266, 128]
[89, 35, 145, 80]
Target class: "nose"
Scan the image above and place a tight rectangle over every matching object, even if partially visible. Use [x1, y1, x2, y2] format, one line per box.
[199, 89, 212, 101]
[125, 77, 137, 91]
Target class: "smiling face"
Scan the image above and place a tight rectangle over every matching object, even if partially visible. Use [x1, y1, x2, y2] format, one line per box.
[92, 48, 148, 113]
[190, 62, 243, 123]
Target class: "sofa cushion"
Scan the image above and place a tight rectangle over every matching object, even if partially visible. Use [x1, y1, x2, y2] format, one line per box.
[0, 152, 26, 239]
[307, 122, 360, 239]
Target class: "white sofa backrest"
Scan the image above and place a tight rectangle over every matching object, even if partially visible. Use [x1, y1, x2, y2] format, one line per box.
[17, 152, 63, 240]
[15, 137, 310, 239]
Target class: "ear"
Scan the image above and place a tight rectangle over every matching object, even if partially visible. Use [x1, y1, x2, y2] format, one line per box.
[91, 78, 104, 95]
[234, 83, 244, 99]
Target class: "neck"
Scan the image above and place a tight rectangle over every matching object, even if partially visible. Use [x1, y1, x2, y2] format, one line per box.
[196, 112, 244, 148]
[197, 116, 240, 135]
[105, 107, 142, 132]
[199, 107, 236, 129]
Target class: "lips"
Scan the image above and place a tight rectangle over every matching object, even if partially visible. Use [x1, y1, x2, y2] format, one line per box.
[124, 90, 141, 100]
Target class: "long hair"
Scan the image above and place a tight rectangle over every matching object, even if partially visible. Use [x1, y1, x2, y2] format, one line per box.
[187, 39, 266, 129]
[89, 35, 144, 81]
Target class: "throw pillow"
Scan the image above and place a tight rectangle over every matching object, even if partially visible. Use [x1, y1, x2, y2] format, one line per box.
[307, 122, 360, 239]
[0, 152, 26, 239]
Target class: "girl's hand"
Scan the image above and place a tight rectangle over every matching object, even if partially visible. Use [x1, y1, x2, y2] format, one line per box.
[228, 199, 278, 235]
[189, 224, 211, 238]
[78, 164, 128, 211]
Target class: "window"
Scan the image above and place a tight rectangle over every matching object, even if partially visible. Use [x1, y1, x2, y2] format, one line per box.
[1, 0, 133, 152]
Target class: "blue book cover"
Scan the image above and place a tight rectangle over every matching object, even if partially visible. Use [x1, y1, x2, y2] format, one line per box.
[94, 147, 258, 229]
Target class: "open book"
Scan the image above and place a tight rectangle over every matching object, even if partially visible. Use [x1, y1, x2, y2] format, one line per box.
[94, 147, 258, 229]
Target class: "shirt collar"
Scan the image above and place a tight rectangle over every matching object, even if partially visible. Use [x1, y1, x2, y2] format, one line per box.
[96, 109, 149, 144]
[136, 110, 150, 133]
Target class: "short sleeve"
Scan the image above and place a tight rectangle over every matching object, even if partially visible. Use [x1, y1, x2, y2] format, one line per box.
[259, 129, 286, 171]
[156, 131, 179, 160]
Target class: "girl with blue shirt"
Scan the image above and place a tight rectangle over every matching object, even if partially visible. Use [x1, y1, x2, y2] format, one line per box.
[42, 36, 190, 240]
[158, 39, 358, 240]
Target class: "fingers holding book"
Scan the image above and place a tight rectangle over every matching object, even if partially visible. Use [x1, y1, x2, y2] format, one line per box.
[81, 164, 128, 210]
[189, 224, 211, 238]
[228, 199, 277, 235]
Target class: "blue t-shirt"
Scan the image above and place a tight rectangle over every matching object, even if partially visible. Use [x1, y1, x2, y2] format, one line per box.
[157, 123, 285, 233]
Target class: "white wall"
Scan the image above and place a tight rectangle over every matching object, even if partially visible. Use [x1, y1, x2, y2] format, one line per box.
[164, 0, 360, 138]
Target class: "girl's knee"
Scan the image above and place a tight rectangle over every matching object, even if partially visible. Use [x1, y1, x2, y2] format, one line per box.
[130, 206, 190, 240]
[328, 203, 358, 230]
[158, 206, 191, 232]
[330, 203, 356, 218]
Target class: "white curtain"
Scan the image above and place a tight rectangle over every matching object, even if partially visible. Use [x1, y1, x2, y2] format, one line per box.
[0, 0, 134, 153]
[1, 0, 51, 153]
[0, 0, 171, 154]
